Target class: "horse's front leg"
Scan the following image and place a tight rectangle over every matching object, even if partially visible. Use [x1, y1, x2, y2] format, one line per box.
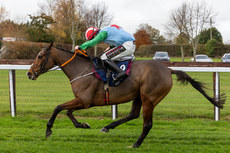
[46, 104, 62, 138]
[66, 109, 91, 128]
[46, 98, 86, 138]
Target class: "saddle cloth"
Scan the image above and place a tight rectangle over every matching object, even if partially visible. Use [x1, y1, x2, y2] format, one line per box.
[93, 59, 132, 87]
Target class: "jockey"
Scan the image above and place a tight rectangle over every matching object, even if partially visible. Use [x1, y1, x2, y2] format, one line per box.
[75, 25, 136, 83]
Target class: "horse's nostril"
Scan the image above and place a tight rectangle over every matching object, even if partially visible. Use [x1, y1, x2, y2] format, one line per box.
[27, 72, 33, 79]
[27, 72, 31, 76]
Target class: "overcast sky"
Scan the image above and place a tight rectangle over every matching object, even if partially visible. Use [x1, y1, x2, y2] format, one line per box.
[1, 0, 230, 43]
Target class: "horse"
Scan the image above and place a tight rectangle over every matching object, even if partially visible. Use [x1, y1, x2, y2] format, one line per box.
[27, 42, 225, 148]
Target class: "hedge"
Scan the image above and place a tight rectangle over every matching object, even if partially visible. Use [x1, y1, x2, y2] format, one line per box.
[135, 44, 230, 57]
[0, 41, 107, 59]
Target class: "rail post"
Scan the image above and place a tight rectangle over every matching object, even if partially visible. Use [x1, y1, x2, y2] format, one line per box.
[9, 69, 16, 117]
[111, 105, 118, 120]
[213, 72, 220, 121]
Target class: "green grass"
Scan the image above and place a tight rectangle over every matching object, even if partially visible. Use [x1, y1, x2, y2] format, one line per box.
[2, 69, 229, 120]
[0, 116, 230, 153]
[1, 58, 230, 152]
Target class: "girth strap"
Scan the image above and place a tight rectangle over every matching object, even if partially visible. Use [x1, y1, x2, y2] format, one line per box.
[104, 70, 110, 105]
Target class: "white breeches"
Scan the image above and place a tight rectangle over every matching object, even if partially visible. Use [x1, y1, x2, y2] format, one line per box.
[100, 41, 136, 61]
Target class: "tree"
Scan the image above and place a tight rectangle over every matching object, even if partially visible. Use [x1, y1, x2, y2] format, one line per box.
[134, 29, 152, 49]
[0, 20, 28, 40]
[39, 0, 87, 49]
[206, 39, 224, 57]
[84, 2, 113, 28]
[166, 1, 215, 61]
[165, 3, 188, 61]
[67, 0, 78, 50]
[39, 0, 112, 51]
[52, 0, 78, 49]
[38, 0, 56, 17]
[184, 2, 215, 60]
[174, 32, 189, 61]
[27, 13, 55, 42]
[199, 27, 222, 44]
[0, 5, 8, 22]
[138, 23, 165, 44]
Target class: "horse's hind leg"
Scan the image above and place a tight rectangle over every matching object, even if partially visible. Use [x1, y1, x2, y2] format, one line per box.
[66, 109, 90, 128]
[132, 100, 154, 148]
[132, 86, 172, 148]
[46, 98, 86, 138]
[101, 96, 142, 132]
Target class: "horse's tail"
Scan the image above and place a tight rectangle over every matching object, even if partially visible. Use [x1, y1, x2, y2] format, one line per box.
[171, 69, 225, 109]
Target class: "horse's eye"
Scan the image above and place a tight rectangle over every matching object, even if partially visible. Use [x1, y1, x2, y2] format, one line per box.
[38, 55, 42, 59]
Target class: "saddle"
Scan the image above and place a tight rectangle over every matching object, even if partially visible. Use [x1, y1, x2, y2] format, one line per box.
[92, 58, 132, 87]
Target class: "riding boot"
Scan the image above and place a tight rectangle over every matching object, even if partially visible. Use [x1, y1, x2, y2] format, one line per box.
[104, 59, 128, 83]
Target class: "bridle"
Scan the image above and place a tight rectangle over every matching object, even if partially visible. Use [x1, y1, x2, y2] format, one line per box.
[31, 48, 52, 77]
[32, 46, 91, 81]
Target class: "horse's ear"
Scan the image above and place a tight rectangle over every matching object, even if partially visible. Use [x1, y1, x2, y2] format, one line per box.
[45, 41, 54, 52]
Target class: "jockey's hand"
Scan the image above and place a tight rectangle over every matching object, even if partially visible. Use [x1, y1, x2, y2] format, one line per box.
[75, 46, 80, 51]
[104, 46, 110, 52]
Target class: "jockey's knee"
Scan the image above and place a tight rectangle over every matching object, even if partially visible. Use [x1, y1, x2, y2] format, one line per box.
[100, 53, 108, 60]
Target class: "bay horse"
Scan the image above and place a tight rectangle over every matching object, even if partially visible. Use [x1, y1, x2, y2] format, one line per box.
[27, 42, 225, 148]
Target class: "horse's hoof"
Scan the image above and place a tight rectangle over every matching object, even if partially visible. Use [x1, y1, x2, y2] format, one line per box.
[82, 122, 91, 128]
[132, 144, 140, 148]
[45, 130, 52, 138]
[100, 127, 109, 133]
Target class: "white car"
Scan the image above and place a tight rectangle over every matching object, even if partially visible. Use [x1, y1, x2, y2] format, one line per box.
[221, 53, 230, 62]
[153, 51, 170, 61]
[191, 54, 213, 62]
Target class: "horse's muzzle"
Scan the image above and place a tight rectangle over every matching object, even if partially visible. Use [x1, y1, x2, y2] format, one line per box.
[27, 71, 38, 80]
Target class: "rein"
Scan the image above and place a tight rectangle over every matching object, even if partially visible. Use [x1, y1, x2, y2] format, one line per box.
[61, 49, 88, 67]
[45, 49, 89, 72]
[61, 50, 77, 67]
[47, 48, 94, 82]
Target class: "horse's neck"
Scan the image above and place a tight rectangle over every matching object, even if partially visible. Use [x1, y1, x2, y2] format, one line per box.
[51, 48, 92, 80]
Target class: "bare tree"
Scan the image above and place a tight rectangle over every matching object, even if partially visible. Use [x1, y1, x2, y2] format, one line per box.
[165, 3, 188, 61]
[0, 5, 8, 23]
[39, 0, 89, 50]
[51, 0, 79, 50]
[67, 0, 78, 50]
[84, 2, 113, 29]
[166, 1, 215, 61]
[38, 0, 56, 17]
[38, 0, 113, 52]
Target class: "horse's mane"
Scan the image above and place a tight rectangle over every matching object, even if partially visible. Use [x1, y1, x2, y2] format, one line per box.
[54, 47, 74, 54]
[54, 47, 93, 62]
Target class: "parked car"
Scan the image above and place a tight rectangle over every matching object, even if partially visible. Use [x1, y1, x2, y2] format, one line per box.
[191, 54, 213, 62]
[153, 51, 170, 61]
[221, 53, 230, 62]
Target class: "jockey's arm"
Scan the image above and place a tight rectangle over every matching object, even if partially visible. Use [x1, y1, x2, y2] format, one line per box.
[79, 31, 107, 50]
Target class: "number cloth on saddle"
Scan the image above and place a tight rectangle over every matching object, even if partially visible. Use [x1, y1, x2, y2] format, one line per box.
[93, 59, 132, 86]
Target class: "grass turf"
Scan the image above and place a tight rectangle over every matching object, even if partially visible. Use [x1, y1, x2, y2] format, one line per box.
[1, 58, 230, 152]
[0, 116, 230, 153]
